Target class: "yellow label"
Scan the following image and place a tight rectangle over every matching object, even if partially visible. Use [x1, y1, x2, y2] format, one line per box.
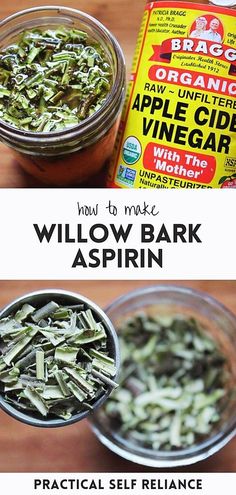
[107, 2, 236, 189]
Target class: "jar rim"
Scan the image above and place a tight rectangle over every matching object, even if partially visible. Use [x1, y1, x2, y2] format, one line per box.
[0, 5, 125, 147]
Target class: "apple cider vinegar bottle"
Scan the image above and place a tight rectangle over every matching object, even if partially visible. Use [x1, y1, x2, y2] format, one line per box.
[107, 0, 236, 189]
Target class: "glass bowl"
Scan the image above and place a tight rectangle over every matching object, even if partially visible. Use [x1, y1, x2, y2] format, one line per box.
[91, 285, 236, 467]
[0, 289, 120, 427]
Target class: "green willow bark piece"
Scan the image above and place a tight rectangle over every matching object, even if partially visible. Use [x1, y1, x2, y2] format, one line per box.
[55, 346, 78, 363]
[24, 386, 48, 417]
[3, 329, 38, 366]
[36, 350, 45, 380]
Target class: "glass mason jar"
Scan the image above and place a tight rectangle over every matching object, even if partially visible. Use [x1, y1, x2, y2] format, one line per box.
[91, 285, 236, 467]
[0, 6, 125, 186]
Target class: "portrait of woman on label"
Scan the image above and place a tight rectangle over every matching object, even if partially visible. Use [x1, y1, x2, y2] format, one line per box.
[190, 15, 224, 43]
[190, 16, 207, 38]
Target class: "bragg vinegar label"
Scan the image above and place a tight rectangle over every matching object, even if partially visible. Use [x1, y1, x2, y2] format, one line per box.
[107, 2, 236, 189]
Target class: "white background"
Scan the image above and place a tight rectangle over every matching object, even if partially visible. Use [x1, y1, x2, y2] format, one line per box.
[0, 473, 235, 495]
[0, 189, 234, 279]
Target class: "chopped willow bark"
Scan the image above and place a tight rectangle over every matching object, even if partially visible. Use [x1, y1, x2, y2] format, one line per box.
[0, 27, 112, 132]
[0, 301, 117, 419]
[36, 350, 45, 380]
[104, 313, 228, 451]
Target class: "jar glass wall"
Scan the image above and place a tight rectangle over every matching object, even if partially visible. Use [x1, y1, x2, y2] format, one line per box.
[91, 286, 236, 467]
[0, 6, 125, 185]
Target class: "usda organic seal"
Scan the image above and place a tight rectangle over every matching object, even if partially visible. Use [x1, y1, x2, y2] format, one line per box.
[122, 136, 141, 165]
